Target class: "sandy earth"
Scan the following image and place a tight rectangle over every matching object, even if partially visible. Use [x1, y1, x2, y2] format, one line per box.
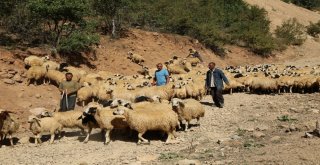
[0, 93, 320, 165]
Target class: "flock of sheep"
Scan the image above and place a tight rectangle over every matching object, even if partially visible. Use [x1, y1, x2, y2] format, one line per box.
[1, 53, 319, 147]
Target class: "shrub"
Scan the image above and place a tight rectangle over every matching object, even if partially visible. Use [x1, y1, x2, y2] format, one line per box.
[275, 18, 306, 45]
[58, 31, 99, 54]
[306, 21, 320, 37]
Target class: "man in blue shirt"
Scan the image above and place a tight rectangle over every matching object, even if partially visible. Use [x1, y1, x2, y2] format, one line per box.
[205, 62, 229, 108]
[152, 63, 169, 86]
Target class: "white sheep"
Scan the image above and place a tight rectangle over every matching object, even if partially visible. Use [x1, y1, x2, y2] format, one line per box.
[28, 116, 63, 144]
[77, 84, 99, 106]
[40, 110, 99, 143]
[0, 110, 19, 147]
[127, 51, 145, 65]
[26, 66, 47, 85]
[24, 55, 49, 67]
[45, 69, 65, 86]
[171, 98, 205, 131]
[81, 106, 128, 144]
[42, 61, 59, 70]
[113, 104, 178, 144]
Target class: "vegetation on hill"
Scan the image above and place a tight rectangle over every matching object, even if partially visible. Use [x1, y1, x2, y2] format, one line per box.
[282, 0, 320, 11]
[0, 0, 308, 57]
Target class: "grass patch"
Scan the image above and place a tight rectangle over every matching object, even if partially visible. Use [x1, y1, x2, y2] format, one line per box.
[277, 115, 297, 122]
[159, 152, 182, 160]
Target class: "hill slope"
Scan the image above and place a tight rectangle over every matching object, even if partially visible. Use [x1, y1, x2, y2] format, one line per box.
[244, 0, 320, 31]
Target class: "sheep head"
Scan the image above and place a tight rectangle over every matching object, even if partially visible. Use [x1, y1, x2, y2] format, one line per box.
[113, 106, 131, 115]
[171, 98, 184, 112]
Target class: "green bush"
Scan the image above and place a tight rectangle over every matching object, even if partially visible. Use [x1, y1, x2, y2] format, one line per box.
[282, 0, 320, 10]
[275, 18, 306, 46]
[58, 31, 99, 54]
[306, 21, 320, 37]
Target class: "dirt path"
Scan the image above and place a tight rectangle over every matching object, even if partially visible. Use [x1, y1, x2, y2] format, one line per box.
[1, 93, 319, 164]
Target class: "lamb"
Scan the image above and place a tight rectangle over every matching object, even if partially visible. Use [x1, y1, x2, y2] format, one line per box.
[113, 104, 178, 144]
[77, 83, 99, 106]
[45, 69, 65, 86]
[166, 63, 187, 74]
[81, 106, 128, 144]
[40, 110, 99, 143]
[26, 66, 47, 85]
[127, 51, 145, 65]
[28, 116, 63, 144]
[24, 55, 49, 67]
[171, 98, 205, 131]
[0, 110, 19, 147]
[42, 61, 59, 70]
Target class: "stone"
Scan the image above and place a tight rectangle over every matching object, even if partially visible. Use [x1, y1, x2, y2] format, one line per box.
[12, 74, 23, 83]
[304, 132, 314, 138]
[256, 125, 269, 131]
[136, 154, 159, 162]
[18, 93, 24, 98]
[176, 159, 201, 165]
[129, 161, 141, 165]
[309, 109, 319, 114]
[289, 107, 300, 113]
[35, 94, 41, 99]
[270, 136, 281, 142]
[26, 48, 47, 56]
[289, 124, 298, 132]
[252, 131, 265, 138]
[3, 78, 15, 85]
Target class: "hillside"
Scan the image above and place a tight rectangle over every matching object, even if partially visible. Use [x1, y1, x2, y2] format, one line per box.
[244, 0, 320, 31]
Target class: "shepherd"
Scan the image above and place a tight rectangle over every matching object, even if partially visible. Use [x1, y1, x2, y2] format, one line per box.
[59, 72, 80, 111]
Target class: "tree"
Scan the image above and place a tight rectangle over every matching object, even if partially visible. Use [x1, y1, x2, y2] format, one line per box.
[92, 0, 129, 37]
[27, 0, 90, 47]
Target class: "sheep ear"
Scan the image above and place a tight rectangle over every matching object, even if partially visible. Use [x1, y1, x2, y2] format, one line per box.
[124, 103, 133, 109]
[77, 115, 83, 120]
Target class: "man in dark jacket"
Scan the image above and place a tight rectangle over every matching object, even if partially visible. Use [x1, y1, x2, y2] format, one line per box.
[205, 62, 229, 108]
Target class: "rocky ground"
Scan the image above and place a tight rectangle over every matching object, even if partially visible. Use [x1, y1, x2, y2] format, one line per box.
[0, 92, 319, 165]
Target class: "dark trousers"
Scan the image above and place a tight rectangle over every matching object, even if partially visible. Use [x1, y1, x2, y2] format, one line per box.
[60, 95, 77, 111]
[210, 87, 224, 107]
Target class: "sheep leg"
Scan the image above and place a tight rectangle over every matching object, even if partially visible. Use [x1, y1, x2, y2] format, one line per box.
[9, 134, 13, 147]
[184, 122, 189, 132]
[165, 133, 173, 143]
[82, 101, 85, 107]
[83, 127, 92, 143]
[49, 133, 55, 144]
[230, 88, 233, 95]
[196, 117, 201, 126]
[137, 132, 149, 144]
[289, 86, 293, 93]
[104, 129, 111, 145]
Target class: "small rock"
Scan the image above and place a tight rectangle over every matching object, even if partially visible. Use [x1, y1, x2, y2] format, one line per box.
[252, 131, 265, 138]
[18, 93, 24, 98]
[289, 124, 298, 132]
[19, 136, 30, 144]
[136, 154, 159, 162]
[3, 78, 15, 85]
[35, 94, 41, 99]
[7, 70, 17, 75]
[129, 161, 141, 165]
[230, 135, 241, 140]
[270, 136, 281, 142]
[256, 125, 269, 131]
[309, 109, 319, 114]
[12, 74, 23, 83]
[176, 159, 201, 165]
[289, 107, 300, 113]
